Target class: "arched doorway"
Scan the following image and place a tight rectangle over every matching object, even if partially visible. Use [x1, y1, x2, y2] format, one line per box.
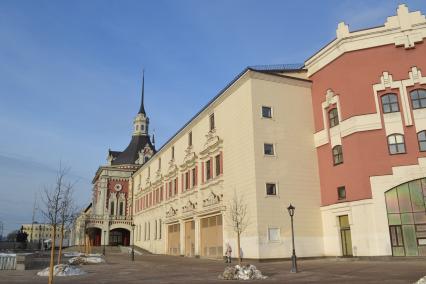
[385, 178, 426, 256]
[86, 228, 102, 246]
[109, 228, 130, 246]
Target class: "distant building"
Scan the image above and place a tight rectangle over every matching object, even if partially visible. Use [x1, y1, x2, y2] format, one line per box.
[21, 223, 69, 243]
[78, 5, 426, 258]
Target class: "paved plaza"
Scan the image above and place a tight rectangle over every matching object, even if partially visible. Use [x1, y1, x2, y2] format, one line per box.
[1, 251, 426, 283]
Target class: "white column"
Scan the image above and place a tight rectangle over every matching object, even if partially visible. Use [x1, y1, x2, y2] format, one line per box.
[194, 217, 200, 257]
[179, 220, 185, 256]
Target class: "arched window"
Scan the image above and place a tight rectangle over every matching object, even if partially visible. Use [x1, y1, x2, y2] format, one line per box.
[329, 108, 339, 127]
[332, 145, 343, 165]
[381, 94, 399, 113]
[110, 201, 115, 216]
[418, 131, 426, 151]
[410, 89, 426, 109]
[387, 134, 406, 154]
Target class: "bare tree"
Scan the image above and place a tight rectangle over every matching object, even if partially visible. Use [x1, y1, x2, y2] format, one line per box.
[227, 192, 249, 264]
[57, 182, 78, 265]
[40, 165, 69, 284]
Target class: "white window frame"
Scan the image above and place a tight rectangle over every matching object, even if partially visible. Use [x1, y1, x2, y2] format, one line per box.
[265, 182, 279, 197]
[267, 227, 281, 243]
[263, 143, 276, 156]
[261, 106, 273, 119]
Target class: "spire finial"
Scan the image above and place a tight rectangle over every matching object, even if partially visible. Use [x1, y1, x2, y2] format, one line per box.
[138, 69, 146, 115]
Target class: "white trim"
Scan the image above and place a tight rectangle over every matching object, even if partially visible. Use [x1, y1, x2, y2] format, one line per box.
[305, 5, 426, 76]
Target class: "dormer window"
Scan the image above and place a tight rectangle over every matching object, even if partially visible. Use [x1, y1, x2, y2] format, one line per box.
[188, 132, 193, 147]
[328, 108, 339, 127]
[209, 113, 215, 131]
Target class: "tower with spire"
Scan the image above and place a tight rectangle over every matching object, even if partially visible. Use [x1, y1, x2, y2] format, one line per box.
[133, 71, 149, 136]
[107, 71, 156, 166]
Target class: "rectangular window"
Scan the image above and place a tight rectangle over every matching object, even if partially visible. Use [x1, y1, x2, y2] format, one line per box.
[174, 178, 178, 195]
[268, 228, 280, 242]
[264, 143, 275, 155]
[188, 132, 192, 147]
[185, 171, 190, 190]
[209, 113, 215, 131]
[215, 154, 221, 176]
[206, 160, 211, 180]
[155, 220, 157, 240]
[262, 106, 272, 118]
[329, 108, 339, 127]
[110, 202, 114, 215]
[119, 202, 124, 216]
[337, 186, 346, 200]
[171, 146, 175, 159]
[266, 183, 277, 196]
[159, 219, 162, 239]
[158, 158, 161, 170]
[192, 168, 196, 187]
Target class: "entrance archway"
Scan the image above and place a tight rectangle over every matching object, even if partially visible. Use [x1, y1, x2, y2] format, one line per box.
[87, 228, 102, 246]
[109, 228, 130, 246]
[385, 178, 426, 256]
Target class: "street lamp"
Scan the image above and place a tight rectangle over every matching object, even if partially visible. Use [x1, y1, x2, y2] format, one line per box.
[131, 223, 135, 261]
[287, 204, 298, 273]
[103, 230, 106, 256]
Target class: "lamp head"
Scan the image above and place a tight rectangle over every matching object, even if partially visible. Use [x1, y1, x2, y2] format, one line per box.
[287, 204, 295, 217]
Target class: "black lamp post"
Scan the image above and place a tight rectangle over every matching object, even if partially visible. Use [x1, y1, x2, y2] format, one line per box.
[103, 230, 106, 256]
[131, 223, 135, 261]
[287, 204, 298, 273]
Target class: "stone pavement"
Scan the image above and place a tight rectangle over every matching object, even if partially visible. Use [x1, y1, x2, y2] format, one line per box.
[0, 251, 425, 283]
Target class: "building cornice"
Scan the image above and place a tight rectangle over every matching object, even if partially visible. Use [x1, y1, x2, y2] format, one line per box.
[305, 5, 426, 77]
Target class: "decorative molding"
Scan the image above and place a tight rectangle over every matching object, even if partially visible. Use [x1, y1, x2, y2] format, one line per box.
[203, 191, 222, 208]
[166, 206, 178, 218]
[305, 4, 426, 76]
[199, 130, 223, 159]
[182, 199, 197, 213]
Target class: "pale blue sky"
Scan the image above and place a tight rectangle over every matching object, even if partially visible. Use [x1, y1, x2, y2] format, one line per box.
[0, 0, 425, 235]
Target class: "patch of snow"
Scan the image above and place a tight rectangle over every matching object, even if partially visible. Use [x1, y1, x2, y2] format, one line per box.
[68, 256, 105, 265]
[37, 264, 86, 277]
[415, 276, 426, 284]
[126, 247, 143, 255]
[219, 264, 267, 280]
[64, 252, 82, 257]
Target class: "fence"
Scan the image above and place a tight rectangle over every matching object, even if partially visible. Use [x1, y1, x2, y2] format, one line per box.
[0, 254, 16, 270]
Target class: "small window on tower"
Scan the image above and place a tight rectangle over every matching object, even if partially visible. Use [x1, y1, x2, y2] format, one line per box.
[141, 125, 144, 131]
[171, 146, 175, 159]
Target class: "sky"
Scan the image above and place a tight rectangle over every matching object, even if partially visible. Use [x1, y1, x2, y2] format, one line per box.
[1, 0, 425, 236]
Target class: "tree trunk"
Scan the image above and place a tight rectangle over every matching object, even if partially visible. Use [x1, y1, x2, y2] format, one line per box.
[237, 232, 241, 264]
[57, 225, 64, 265]
[48, 225, 57, 284]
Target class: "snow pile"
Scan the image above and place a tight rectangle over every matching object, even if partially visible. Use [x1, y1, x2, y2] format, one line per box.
[37, 264, 86, 277]
[68, 256, 105, 265]
[125, 247, 143, 255]
[64, 252, 82, 257]
[415, 276, 426, 284]
[219, 264, 267, 280]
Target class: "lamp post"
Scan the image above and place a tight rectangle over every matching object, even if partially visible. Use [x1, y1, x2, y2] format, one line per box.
[103, 230, 106, 256]
[131, 223, 135, 261]
[39, 225, 42, 250]
[287, 204, 298, 273]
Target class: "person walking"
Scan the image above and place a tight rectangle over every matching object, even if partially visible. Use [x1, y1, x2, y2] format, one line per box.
[225, 243, 232, 263]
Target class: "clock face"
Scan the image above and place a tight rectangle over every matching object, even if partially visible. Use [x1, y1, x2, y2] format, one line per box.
[114, 184, 122, 192]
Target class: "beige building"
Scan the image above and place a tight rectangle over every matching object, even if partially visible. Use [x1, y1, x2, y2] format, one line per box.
[132, 66, 324, 259]
[22, 223, 68, 243]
